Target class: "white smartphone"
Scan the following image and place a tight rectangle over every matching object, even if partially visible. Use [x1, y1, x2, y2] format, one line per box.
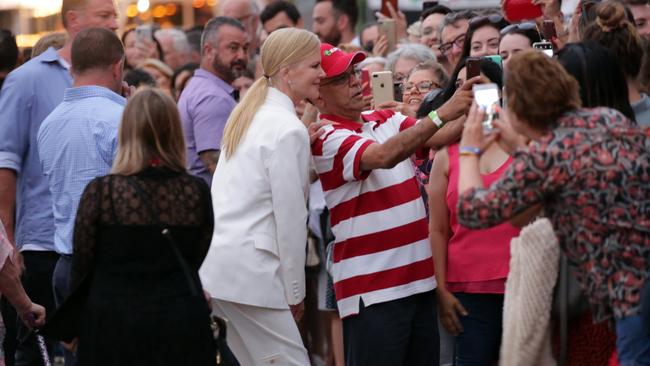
[135, 25, 153, 44]
[533, 41, 554, 57]
[473, 83, 500, 133]
[371, 71, 394, 106]
[378, 19, 397, 54]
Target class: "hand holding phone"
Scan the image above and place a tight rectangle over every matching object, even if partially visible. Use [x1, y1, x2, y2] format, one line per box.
[378, 19, 397, 54]
[533, 41, 554, 57]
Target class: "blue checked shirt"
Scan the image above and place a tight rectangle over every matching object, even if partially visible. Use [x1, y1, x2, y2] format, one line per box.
[0, 47, 72, 251]
[37, 86, 126, 255]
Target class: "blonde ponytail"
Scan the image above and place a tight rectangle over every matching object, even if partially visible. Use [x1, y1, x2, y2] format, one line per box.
[220, 28, 320, 159]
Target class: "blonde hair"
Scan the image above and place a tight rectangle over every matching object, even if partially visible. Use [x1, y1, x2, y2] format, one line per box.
[221, 28, 320, 159]
[112, 88, 186, 175]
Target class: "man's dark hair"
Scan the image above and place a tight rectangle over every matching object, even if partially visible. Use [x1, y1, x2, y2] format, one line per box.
[260, 1, 301, 26]
[0, 29, 18, 72]
[201, 16, 245, 50]
[124, 68, 156, 88]
[421, 4, 452, 21]
[71, 27, 124, 74]
[317, 0, 358, 31]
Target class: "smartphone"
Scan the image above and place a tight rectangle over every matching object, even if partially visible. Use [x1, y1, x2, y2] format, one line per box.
[541, 19, 557, 41]
[473, 83, 500, 133]
[483, 55, 503, 68]
[361, 69, 371, 97]
[371, 71, 394, 105]
[466, 57, 481, 79]
[378, 19, 397, 54]
[502, 0, 543, 22]
[533, 41, 554, 57]
[380, 0, 398, 17]
[135, 25, 153, 44]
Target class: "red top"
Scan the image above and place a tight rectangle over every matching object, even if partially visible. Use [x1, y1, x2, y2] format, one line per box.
[445, 144, 520, 294]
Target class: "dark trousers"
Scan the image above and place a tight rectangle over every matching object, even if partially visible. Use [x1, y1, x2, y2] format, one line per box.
[343, 291, 439, 366]
[1, 250, 59, 366]
[53, 255, 78, 366]
[453, 293, 504, 366]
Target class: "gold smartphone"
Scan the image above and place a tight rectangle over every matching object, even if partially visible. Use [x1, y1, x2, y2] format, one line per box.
[371, 71, 394, 106]
[378, 19, 397, 54]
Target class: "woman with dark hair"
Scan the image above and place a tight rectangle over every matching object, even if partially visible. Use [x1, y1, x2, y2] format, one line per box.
[121, 27, 165, 70]
[498, 22, 541, 69]
[558, 41, 635, 121]
[427, 55, 517, 366]
[458, 50, 650, 366]
[460, 14, 510, 60]
[582, 1, 650, 124]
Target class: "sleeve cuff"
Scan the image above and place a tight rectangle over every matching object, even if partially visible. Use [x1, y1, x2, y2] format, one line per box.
[0, 152, 22, 173]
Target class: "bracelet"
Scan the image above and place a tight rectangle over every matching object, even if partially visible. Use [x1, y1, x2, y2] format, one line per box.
[459, 146, 481, 156]
[428, 110, 445, 129]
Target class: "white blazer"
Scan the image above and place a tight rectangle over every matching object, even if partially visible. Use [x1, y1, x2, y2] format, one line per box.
[199, 87, 310, 308]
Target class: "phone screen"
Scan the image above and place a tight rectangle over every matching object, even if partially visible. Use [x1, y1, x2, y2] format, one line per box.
[473, 83, 500, 133]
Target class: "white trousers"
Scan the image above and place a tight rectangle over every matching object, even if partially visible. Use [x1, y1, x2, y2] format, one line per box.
[211, 299, 310, 366]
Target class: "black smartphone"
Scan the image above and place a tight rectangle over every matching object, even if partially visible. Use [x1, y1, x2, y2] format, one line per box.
[542, 20, 557, 40]
[466, 57, 481, 79]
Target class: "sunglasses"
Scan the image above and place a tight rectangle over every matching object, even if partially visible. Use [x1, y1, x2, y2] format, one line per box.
[469, 14, 505, 27]
[500, 22, 538, 35]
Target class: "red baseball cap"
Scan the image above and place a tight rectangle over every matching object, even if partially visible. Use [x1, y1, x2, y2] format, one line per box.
[320, 43, 366, 79]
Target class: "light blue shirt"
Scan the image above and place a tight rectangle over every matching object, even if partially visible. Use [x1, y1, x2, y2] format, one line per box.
[633, 93, 650, 126]
[0, 47, 72, 251]
[37, 86, 125, 255]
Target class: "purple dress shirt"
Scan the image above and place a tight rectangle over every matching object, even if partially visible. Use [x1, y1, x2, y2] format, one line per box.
[178, 69, 237, 184]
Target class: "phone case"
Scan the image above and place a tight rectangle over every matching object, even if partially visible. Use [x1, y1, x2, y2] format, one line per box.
[466, 57, 481, 79]
[378, 19, 397, 54]
[371, 71, 394, 105]
[503, 0, 543, 22]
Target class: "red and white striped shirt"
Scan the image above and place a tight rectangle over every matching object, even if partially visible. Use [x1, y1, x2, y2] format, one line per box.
[312, 110, 437, 318]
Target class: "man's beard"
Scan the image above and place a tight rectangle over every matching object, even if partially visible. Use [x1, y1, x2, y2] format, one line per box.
[320, 27, 342, 46]
[212, 57, 247, 83]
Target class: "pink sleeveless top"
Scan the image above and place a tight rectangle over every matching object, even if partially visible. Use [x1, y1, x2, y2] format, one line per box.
[445, 144, 520, 294]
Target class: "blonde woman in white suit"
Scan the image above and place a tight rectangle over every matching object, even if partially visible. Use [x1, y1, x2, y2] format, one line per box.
[199, 27, 325, 366]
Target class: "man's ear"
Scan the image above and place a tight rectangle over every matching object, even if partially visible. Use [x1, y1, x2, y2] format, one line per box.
[65, 10, 81, 33]
[336, 13, 349, 33]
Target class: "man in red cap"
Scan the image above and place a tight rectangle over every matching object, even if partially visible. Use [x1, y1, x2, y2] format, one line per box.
[311, 43, 480, 366]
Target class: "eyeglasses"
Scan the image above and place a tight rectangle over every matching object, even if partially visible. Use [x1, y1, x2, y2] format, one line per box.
[403, 80, 441, 94]
[469, 14, 505, 27]
[439, 33, 466, 55]
[500, 22, 538, 35]
[322, 68, 361, 86]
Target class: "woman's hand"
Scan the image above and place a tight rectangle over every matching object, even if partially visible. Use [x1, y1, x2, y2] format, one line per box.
[532, 0, 562, 18]
[290, 301, 304, 322]
[375, 2, 408, 41]
[18, 302, 46, 328]
[491, 107, 529, 155]
[437, 289, 468, 336]
[372, 35, 389, 57]
[309, 120, 333, 144]
[460, 102, 495, 153]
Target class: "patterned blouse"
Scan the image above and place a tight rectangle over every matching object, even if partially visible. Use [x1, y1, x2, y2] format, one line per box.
[457, 107, 650, 323]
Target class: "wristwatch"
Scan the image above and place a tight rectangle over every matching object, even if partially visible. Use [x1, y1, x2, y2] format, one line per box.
[428, 110, 445, 129]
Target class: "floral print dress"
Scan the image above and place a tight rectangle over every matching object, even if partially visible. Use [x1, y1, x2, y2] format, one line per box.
[457, 107, 650, 323]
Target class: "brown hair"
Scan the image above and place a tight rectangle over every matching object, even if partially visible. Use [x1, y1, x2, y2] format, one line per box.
[71, 27, 124, 75]
[112, 88, 186, 175]
[31, 32, 67, 58]
[506, 50, 581, 129]
[583, 1, 644, 78]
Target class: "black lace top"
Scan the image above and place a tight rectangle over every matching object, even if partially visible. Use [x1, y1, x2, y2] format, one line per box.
[70, 168, 214, 293]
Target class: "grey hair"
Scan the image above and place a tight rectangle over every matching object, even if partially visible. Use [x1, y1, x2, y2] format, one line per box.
[155, 28, 191, 55]
[408, 60, 449, 88]
[200, 16, 245, 51]
[357, 56, 387, 69]
[385, 43, 437, 73]
[439, 10, 477, 36]
[218, 0, 259, 15]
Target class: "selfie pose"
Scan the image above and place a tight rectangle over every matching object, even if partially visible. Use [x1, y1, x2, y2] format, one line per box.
[199, 28, 324, 366]
[457, 51, 650, 366]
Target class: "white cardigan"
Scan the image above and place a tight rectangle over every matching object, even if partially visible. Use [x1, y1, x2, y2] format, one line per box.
[199, 87, 310, 308]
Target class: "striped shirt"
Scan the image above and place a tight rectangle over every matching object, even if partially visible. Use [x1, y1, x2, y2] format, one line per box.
[312, 110, 437, 318]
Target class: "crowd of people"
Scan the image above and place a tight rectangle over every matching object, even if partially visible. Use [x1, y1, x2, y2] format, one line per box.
[0, 0, 649, 365]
